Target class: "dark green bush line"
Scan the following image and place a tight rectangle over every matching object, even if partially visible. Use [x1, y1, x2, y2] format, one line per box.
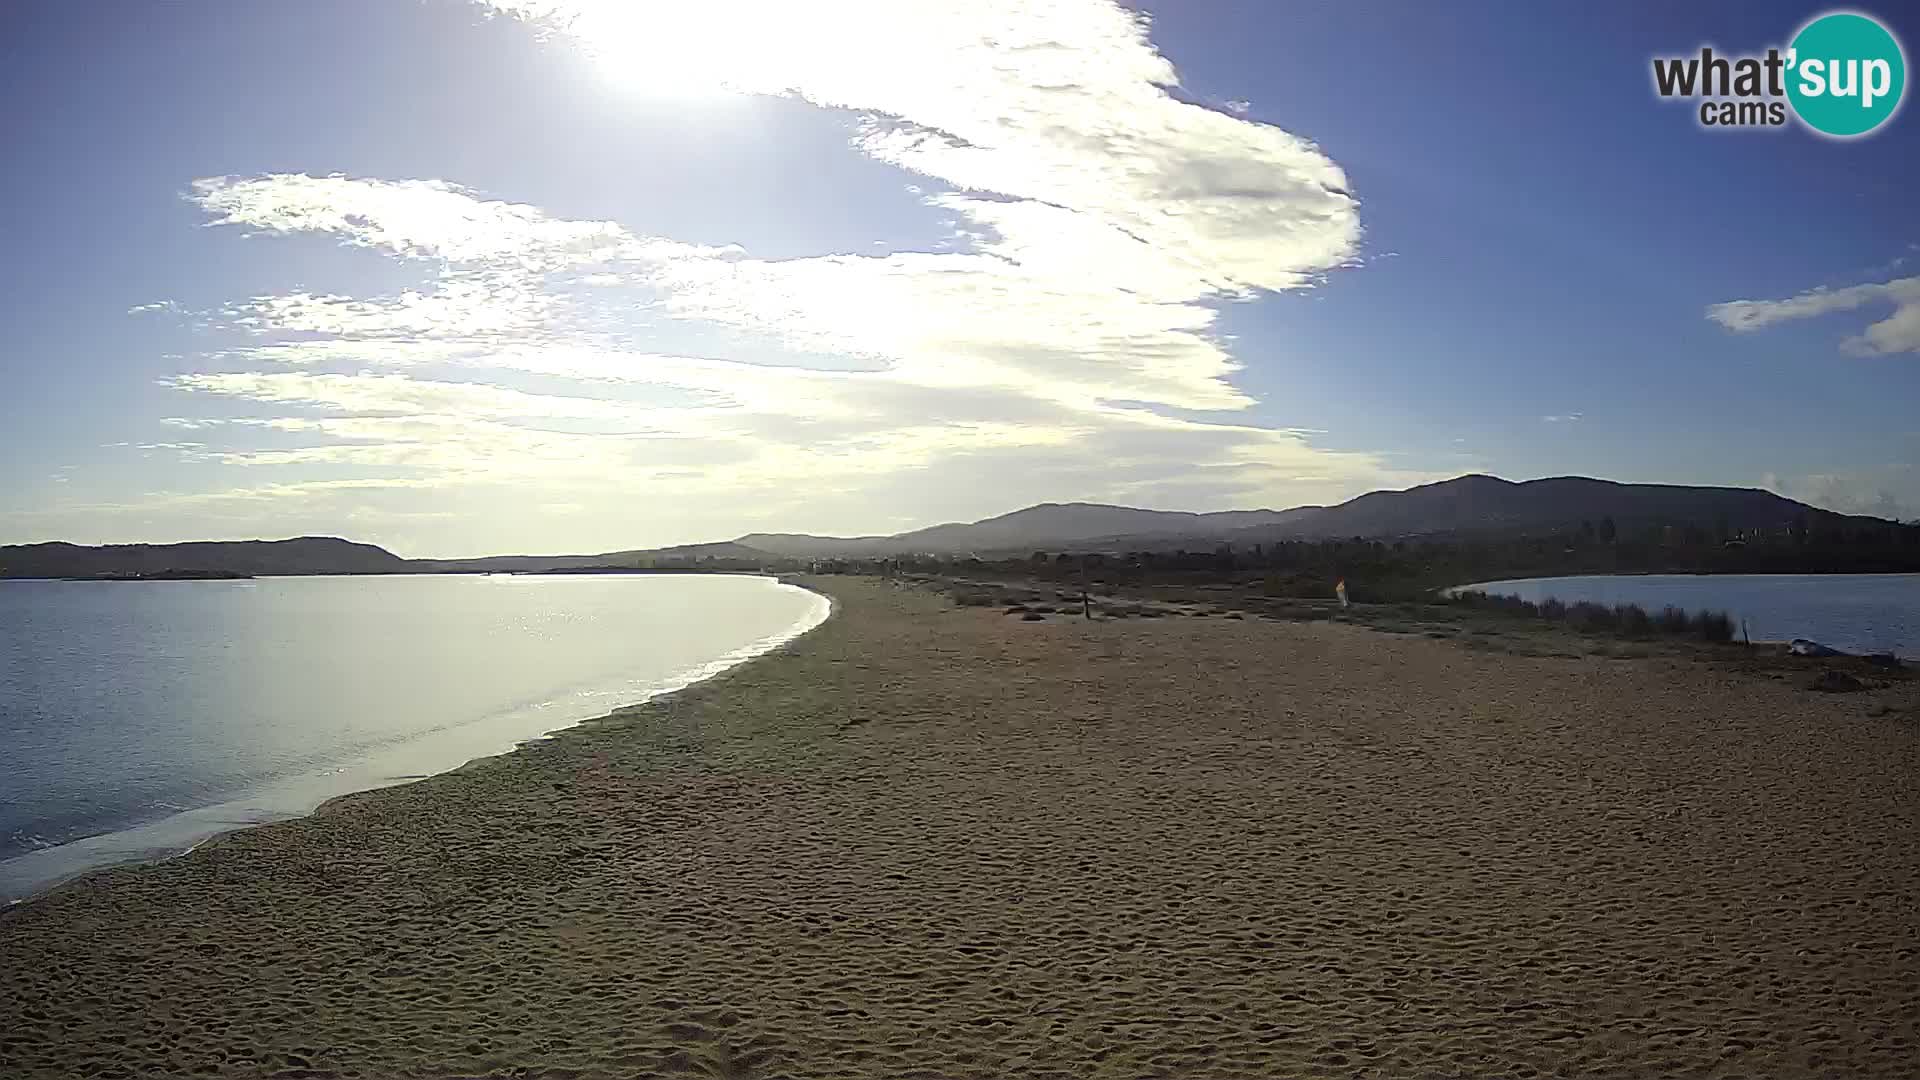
[1446, 590, 1735, 643]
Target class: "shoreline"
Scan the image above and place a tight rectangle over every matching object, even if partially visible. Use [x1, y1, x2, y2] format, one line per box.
[2, 576, 1914, 1078]
[0, 577, 832, 907]
[1449, 572, 1916, 659]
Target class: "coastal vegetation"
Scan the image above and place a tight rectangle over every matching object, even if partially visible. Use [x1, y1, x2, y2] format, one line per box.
[834, 513, 1920, 603]
[59, 568, 254, 581]
[1441, 589, 1737, 643]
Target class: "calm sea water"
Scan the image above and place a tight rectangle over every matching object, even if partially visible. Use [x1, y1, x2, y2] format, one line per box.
[0, 573, 826, 901]
[1459, 573, 1919, 657]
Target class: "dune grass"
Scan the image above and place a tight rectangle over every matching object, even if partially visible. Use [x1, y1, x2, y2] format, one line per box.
[1446, 590, 1735, 643]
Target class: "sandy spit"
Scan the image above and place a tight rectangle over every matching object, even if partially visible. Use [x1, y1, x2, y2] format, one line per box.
[1, 576, 1915, 1079]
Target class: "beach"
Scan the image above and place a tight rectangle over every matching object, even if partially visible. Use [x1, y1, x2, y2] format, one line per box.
[1, 576, 1915, 1078]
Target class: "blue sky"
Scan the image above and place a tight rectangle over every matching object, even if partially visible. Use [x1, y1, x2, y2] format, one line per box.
[2, 1, 1916, 556]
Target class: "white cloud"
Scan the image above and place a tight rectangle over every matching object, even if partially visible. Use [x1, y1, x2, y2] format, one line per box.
[160, 367, 1400, 500]
[219, 284, 546, 339]
[1541, 413, 1584, 423]
[1708, 274, 1920, 355]
[191, 174, 732, 269]
[166, 371, 651, 423]
[119, 0, 1430, 553]
[478, 0, 1357, 296]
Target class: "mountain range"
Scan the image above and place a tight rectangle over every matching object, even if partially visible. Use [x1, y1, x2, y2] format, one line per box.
[739, 475, 1858, 557]
[738, 503, 1326, 558]
[0, 474, 1883, 578]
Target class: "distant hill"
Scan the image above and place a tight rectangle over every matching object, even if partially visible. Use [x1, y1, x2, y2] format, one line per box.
[1079, 507, 1327, 552]
[410, 541, 774, 573]
[3, 475, 1881, 576]
[742, 502, 1315, 558]
[1225, 474, 1844, 544]
[0, 537, 407, 579]
[3, 537, 779, 579]
[720, 476, 1871, 557]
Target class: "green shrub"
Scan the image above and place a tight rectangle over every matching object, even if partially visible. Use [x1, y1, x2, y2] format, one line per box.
[1654, 605, 1692, 634]
[1449, 590, 1542, 617]
[1568, 601, 1614, 632]
[1445, 587, 1737, 647]
[1616, 603, 1653, 637]
[1695, 610, 1735, 642]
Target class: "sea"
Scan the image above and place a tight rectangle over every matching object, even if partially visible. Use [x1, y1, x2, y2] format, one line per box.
[0, 573, 828, 902]
[1456, 573, 1920, 658]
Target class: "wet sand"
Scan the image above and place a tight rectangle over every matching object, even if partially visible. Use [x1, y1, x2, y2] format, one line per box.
[2, 577, 1915, 1078]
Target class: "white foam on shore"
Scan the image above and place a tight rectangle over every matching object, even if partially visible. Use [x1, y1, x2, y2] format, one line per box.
[1, 579, 831, 905]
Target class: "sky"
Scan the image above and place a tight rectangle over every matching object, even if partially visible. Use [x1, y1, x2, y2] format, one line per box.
[2, 1, 1916, 557]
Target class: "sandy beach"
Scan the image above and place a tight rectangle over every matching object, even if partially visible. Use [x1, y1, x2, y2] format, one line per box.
[1, 576, 1915, 1078]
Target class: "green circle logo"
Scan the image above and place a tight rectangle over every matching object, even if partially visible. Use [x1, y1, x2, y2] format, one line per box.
[1787, 12, 1906, 137]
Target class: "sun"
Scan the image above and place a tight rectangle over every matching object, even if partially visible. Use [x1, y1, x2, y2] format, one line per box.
[563, 1, 815, 100]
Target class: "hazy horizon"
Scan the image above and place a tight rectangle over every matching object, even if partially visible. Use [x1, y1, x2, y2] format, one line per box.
[5, 2, 1917, 558]
[11, 469, 1899, 565]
